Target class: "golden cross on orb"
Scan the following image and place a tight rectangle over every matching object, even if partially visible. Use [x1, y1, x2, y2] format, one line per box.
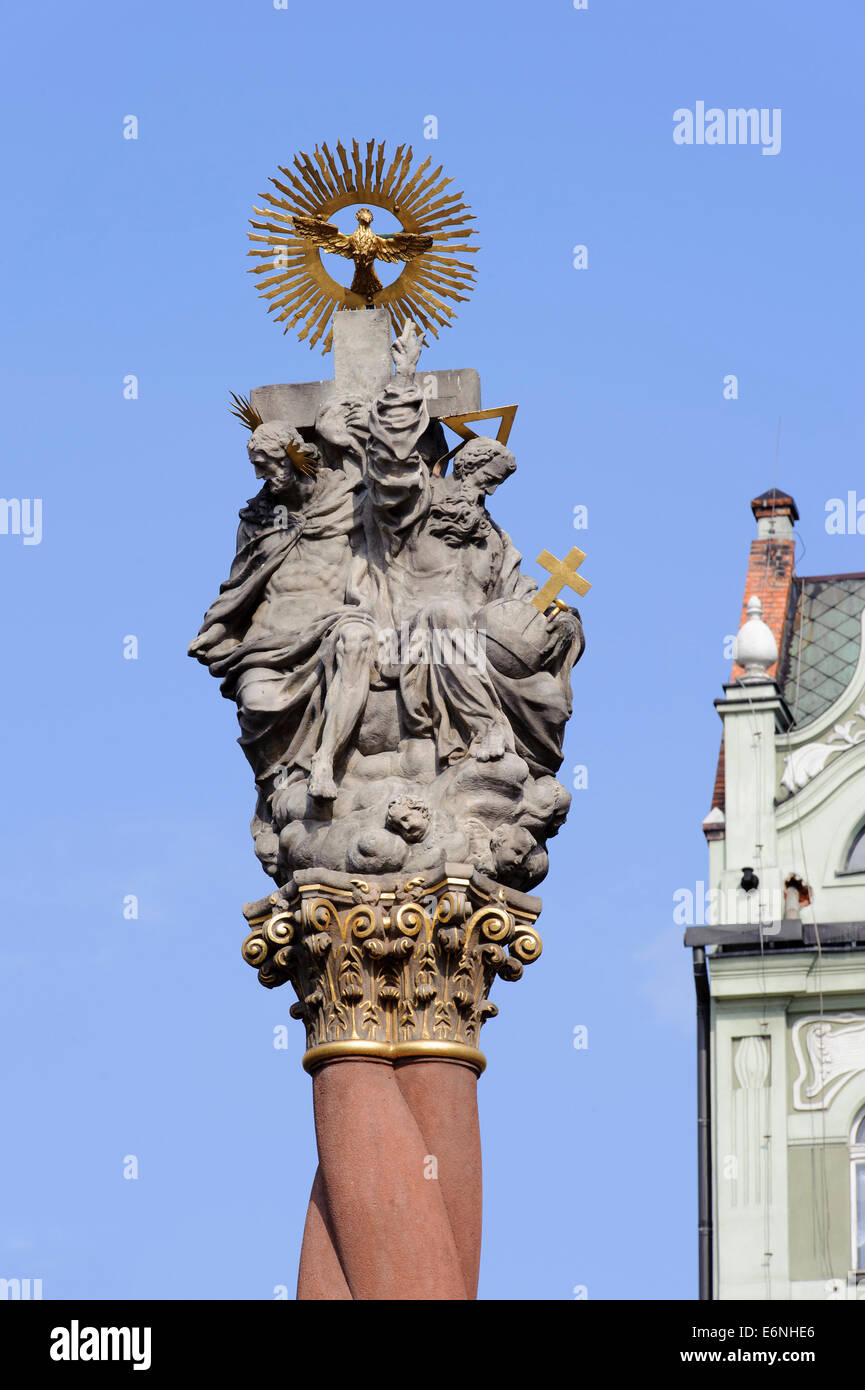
[530, 546, 592, 614]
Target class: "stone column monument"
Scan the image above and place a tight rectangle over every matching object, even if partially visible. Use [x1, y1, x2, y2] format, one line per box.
[189, 141, 588, 1300]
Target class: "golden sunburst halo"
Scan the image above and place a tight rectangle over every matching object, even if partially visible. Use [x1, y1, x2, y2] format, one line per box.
[248, 139, 479, 353]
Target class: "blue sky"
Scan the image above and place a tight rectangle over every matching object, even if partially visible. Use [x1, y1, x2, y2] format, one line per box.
[1, 0, 863, 1300]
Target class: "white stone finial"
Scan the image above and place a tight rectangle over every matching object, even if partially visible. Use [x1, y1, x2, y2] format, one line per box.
[733, 594, 778, 680]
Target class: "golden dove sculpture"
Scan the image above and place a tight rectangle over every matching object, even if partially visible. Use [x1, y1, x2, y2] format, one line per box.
[292, 207, 432, 305]
[248, 139, 479, 353]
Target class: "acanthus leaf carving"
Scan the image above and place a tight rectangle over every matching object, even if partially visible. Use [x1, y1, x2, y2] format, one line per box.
[782, 702, 865, 793]
[241, 866, 543, 1071]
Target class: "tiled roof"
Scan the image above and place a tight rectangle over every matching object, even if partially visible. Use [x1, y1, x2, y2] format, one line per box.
[778, 574, 865, 728]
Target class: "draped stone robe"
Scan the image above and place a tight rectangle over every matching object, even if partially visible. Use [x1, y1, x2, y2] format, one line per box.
[364, 376, 583, 777]
[189, 460, 375, 803]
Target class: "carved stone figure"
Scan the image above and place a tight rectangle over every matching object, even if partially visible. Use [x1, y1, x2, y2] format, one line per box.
[190, 322, 584, 894]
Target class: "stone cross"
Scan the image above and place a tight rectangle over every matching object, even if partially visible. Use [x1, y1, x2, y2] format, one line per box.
[250, 308, 481, 428]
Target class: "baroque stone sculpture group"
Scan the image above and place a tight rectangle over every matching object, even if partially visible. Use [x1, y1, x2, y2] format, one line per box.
[190, 321, 583, 891]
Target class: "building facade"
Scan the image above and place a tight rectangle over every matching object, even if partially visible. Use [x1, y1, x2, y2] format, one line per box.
[688, 489, 865, 1300]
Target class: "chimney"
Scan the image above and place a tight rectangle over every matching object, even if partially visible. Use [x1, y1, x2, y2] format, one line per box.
[730, 488, 798, 682]
[705, 487, 799, 834]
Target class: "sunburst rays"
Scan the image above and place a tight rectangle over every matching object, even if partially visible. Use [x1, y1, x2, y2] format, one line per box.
[247, 139, 479, 354]
[228, 390, 263, 432]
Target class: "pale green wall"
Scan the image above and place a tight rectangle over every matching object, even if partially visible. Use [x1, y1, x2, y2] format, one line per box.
[788, 1143, 850, 1281]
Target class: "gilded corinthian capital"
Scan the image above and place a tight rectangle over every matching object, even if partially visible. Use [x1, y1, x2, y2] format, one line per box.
[241, 863, 543, 1075]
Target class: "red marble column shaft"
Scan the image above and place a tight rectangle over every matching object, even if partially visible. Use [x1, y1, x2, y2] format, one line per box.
[296, 1166, 351, 1301]
[297, 1057, 482, 1301]
[394, 1059, 482, 1299]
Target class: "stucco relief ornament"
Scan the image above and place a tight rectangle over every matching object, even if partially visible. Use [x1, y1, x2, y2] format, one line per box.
[792, 1013, 865, 1109]
[781, 703, 865, 793]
